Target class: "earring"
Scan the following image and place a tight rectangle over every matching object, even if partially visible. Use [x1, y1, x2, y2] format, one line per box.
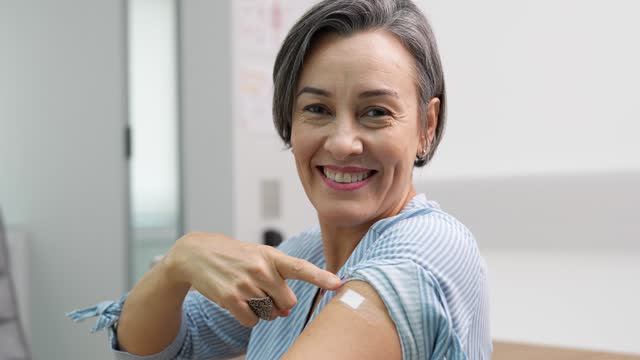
[416, 147, 428, 161]
[417, 134, 436, 162]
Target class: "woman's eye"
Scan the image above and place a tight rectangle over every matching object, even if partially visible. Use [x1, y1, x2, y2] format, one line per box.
[364, 107, 391, 117]
[303, 105, 329, 115]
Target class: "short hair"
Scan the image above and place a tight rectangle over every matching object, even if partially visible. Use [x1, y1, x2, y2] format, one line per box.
[272, 0, 446, 167]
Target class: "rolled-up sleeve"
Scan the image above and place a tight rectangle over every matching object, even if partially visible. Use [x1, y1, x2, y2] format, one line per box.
[110, 311, 188, 360]
[344, 260, 468, 360]
[68, 290, 251, 360]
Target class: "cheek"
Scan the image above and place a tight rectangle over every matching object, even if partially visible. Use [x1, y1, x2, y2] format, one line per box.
[373, 137, 415, 170]
[290, 123, 304, 156]
[290, 124, 315, 170]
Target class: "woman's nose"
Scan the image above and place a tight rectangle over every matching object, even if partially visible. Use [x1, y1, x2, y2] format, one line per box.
[323, 116, 363, 161]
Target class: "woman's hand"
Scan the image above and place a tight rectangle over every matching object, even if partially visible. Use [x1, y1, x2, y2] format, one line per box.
[160, 232, 341, 327]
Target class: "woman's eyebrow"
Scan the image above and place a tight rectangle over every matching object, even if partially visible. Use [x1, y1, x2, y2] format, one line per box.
[296, 86, 332, 98]
[296, 87, 399, 99]
[358, 89, 399, 99]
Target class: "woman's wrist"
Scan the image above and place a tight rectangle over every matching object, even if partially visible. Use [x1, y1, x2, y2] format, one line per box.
[157, 251, 192, 295]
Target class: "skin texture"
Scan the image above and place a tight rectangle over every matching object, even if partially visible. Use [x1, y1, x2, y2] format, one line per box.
[282, 281, 402, 360]
[284, 30, 440, 359]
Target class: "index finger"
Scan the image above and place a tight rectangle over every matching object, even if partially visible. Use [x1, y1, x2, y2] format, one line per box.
[274, 253, 341, 290]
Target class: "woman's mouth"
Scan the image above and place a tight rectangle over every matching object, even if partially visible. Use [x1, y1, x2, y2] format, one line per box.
[317, 166, 377, 191]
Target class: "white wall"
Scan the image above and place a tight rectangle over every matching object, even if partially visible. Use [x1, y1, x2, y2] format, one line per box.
[179, 0, 234, 235]
[485, 249, 640, 354]
[419, 0, 640, 180]
[0, 1, 128, 359]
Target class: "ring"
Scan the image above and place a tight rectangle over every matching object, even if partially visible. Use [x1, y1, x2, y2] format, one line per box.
[247, 296, 274, 320]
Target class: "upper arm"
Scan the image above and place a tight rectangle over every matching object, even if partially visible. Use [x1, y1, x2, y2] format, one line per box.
[281, 280, 402, 360]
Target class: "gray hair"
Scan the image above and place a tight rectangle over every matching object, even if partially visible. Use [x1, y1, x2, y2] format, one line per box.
[272, 0, 446, 167]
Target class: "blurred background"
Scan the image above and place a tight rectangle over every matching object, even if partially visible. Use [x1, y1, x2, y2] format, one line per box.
[0, 0, 638, 359]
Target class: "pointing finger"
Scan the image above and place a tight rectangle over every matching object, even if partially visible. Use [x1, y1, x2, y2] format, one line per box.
[274, 253, 341, 290]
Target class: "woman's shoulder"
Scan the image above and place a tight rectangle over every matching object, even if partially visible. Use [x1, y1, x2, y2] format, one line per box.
[373, 194, 475, 244]
[358, 194, 489, 351]
[367, 194, 485, 278]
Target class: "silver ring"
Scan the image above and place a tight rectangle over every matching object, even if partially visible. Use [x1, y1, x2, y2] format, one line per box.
[247, 296, 274, 320]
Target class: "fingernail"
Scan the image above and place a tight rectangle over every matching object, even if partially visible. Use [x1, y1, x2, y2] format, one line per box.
[328, 275, 341, 287]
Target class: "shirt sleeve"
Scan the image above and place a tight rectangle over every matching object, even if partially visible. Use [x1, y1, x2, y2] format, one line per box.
[67, 290, 251, 360]
[344, 259, 468, 360]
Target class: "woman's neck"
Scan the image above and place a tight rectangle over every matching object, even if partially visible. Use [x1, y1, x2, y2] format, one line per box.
[318, 222, 371, 274]
[319, 186, 417, 274]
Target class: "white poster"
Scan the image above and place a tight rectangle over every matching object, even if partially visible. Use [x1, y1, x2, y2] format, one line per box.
[232, 0, 317, 134]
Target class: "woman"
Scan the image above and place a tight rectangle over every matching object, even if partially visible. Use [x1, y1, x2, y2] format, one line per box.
[69, 0, 491, 358]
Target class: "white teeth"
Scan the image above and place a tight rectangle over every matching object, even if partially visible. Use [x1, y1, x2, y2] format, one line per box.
[322, 167, 372, 184]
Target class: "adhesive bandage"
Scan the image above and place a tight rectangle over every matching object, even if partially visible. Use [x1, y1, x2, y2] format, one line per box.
[339, 289, 365, 309]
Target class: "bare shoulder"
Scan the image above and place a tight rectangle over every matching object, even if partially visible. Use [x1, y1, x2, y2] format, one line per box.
[282, 280, 401, 360]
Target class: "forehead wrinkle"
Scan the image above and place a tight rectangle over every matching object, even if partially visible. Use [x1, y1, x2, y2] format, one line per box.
[301, 59, 402, 98]
[297, 32, 418, 106]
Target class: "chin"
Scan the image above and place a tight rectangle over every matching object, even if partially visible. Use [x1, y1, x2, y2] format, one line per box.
[316, 202, 376, 227]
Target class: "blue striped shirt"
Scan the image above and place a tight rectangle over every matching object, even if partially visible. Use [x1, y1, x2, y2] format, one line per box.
[68, 194, 492, 359]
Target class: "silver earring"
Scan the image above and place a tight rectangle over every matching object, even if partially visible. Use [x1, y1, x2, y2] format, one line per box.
[416, 147, 428, 161]
[417, 135, 436, 162]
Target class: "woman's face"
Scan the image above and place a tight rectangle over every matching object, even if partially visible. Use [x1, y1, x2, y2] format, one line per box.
[291, 30, 431, 228]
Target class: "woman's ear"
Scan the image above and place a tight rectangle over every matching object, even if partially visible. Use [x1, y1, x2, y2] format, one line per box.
[426, 97, 440, 144]
[417, 97, 441, 158]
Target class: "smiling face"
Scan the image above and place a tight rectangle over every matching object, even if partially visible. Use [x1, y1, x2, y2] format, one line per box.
[291, 30, 432, 228]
